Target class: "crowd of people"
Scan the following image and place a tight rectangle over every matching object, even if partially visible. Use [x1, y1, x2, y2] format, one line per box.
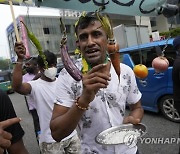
[0, 10, 179, 154]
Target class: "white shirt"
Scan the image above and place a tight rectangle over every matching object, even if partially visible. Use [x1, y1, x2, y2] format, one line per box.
[22, 73, 36, 110]
[29, 78, 76, 143]
[55, 60, 142, 154]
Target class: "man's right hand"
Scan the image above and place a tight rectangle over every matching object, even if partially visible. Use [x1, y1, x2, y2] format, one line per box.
[14, 42, 26, 60]
[0, 118, 21, 154]
[80, 62, 111, 105]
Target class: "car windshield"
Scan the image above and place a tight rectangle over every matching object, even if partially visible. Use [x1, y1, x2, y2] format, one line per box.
[0, 71, 12, 83]
[0, 75, 10, 82]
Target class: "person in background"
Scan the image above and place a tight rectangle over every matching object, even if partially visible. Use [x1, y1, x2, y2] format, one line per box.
[172, 36, 180, 113]
[13, 45, 81, 154]
[50, 12, 144, 154]
[0, 89, 28, 154]
[22, 57, 41, 141]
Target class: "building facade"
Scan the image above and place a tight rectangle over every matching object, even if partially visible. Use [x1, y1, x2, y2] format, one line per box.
[7, 14, 79, 62]
[7, 9, 151, 62]
[151, 0, 180, 32]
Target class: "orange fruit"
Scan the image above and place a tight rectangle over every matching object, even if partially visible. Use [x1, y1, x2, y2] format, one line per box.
[133, 64, 148, 79]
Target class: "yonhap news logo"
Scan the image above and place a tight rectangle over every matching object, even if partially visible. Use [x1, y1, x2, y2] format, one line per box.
[139, 137, 180, 144]
[123, 133, 180, 148]
[124, 133, 138, 148]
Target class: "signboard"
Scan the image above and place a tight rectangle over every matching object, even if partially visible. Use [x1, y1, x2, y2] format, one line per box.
[152, 31, 160, 41]
[35, 0, 167, 16]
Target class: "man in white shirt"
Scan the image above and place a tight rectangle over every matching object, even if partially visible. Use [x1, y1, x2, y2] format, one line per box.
[22, 57, 40, 141]
[13, 47, 81, 154]
[50, 12, 144, 154]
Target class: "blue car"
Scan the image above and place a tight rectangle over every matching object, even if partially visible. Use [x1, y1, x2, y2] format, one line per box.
[120, 38, 180, 122]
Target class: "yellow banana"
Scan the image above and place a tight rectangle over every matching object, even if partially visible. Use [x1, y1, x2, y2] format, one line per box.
[96, 12, 114, 40]
[81, 57, 89, 74]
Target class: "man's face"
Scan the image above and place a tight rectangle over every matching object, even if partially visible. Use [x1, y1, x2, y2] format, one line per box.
[77, 20, 108, 67]
[25, 62, 36, 74]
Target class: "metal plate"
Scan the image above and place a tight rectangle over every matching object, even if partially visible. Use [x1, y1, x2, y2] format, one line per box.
[95, 123, 147, 145]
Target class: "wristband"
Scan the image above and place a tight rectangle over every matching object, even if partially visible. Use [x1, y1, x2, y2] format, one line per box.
[75, 97, 89, 111]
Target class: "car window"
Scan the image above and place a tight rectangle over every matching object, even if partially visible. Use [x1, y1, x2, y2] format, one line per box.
[160, 45, 175, 66]
[0, 75, 10, 82]
[128, 47, 157, 67]
[145, 47, 157, 67]
[122, 44, 176, 68]
[0, 77, 5, 82]
[129, 50, 142, 65]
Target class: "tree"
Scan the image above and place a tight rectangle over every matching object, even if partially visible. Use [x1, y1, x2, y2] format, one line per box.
[160, 27, 180, 38]
[0, 59, 13, 71]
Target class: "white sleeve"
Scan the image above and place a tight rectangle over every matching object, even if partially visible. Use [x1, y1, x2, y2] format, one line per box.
[55, 68, 81, 108]
[125, 65, 142, 104]
[22, 75, 27, 83]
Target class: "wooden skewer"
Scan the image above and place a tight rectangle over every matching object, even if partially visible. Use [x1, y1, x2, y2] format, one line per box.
[9, 0, 21, 42]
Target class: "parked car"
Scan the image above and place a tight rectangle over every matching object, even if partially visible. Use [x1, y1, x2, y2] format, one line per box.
[120, 38, 180, 122]
[0, 70, 14, 94]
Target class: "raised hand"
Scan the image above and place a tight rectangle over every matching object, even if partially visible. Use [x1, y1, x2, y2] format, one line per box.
[81, 62, 111, 104]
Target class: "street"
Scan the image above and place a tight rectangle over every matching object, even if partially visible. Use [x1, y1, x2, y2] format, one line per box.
[137, 111, 180, 154]
[9, 92, 180, 154]
[9, 93, 40, 154]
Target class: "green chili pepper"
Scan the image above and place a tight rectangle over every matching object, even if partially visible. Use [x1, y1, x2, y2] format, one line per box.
[20, 21, 48, 69]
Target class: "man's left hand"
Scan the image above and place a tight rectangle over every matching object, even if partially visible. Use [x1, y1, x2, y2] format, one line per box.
[123, 116, 140, 124]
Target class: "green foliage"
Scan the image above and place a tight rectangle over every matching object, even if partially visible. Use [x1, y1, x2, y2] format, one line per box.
[159, 27, 180, 38]
[0, 59, 13, 71]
